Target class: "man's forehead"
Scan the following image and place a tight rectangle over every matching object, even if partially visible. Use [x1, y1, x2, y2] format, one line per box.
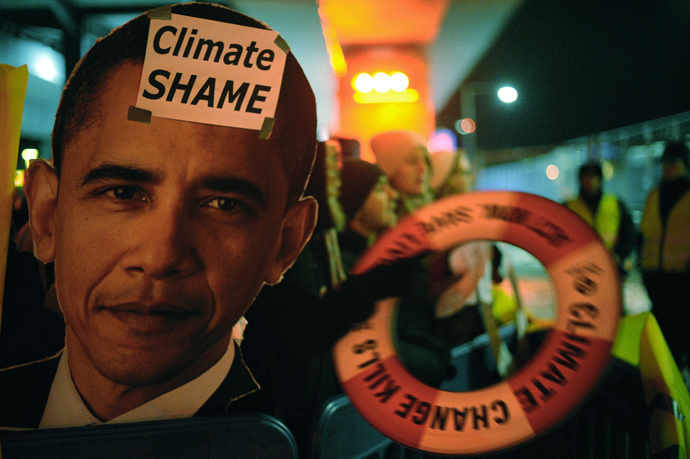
[62, 63, 285, 185]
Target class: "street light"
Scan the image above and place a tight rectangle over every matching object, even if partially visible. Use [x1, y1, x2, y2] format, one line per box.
[456, 82, 518, 157]
[497, 86, 518, 103]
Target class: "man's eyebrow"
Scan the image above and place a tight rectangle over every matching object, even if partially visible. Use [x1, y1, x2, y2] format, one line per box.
[81, 164, 154, 186]
[201, 176, 266, 207]
[79, 165, 267, 206]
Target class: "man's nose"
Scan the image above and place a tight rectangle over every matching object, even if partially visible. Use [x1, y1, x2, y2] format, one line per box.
[129, 203, 199, 279]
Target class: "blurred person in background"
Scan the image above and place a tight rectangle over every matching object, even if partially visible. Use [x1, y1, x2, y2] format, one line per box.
[640, 141, 690, 378]
[337, 158, 398, 272]
[371, 130, 433, 219]
[426, 149, 493, 346]
[335, 154, 453, 389]
[429, 148, 475, 198]
[331, 136, 361, 161]
[565, 161, 637, 279]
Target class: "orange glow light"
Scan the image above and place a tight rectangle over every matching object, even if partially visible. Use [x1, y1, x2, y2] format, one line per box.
[317, 3, 348, 77]
[390, 72, 409, 92]
[352, 71, 410, 94]
[352, 73, 374, 93]
[336, 46, 434, 162]
[354, 88, 419, 104]
[372, 72, 391, 92]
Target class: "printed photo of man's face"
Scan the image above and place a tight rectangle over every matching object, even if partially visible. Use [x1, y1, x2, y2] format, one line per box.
[11, 2, 317, 425]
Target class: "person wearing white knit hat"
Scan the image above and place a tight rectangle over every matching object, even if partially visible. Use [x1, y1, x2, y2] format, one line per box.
[371, 130, 433, 218]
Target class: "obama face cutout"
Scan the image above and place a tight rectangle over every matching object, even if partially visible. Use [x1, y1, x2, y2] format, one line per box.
[27, 60, 316, 419]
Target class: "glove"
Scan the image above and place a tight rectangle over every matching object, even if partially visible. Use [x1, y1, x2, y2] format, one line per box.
[317, 253, 429, 345]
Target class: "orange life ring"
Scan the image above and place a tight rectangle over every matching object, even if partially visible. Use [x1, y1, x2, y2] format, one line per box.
[333, 191, 621, 455]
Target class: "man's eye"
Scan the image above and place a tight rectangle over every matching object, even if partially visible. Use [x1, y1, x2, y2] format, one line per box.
[207, 197, 240, 212]
[105, 186, 141, 200]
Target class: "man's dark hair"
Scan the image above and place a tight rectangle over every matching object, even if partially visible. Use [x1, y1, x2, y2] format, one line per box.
[661, 141, 690, 169]
[578, 161, 603, 180]
[52, 2, 316, 205]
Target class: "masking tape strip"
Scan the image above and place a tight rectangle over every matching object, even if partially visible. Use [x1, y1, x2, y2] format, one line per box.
[259, 117, 275, 139]
[147, 5, 172, 20]
[128, 106, 152, 124]
[274, 34, 290, 54]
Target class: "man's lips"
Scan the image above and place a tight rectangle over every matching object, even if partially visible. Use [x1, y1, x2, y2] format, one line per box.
[97, 302, 201, 331]
[100, 301, 198, 315]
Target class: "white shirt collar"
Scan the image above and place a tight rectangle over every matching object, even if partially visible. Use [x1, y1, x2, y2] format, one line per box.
[39, 341, 235, 429]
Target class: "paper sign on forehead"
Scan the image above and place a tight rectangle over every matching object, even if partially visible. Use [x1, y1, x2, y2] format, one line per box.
[135, 13, 287, 131]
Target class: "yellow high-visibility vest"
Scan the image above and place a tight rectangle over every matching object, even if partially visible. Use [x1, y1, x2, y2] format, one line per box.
[566, 193, 621, 249]
[640, 187, 690, 272]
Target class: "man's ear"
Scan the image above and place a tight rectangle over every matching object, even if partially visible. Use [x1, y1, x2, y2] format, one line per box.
[24, 159, 59, 263]
[265, 196, 318, 285]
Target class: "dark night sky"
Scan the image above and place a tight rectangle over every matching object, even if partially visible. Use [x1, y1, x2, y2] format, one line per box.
[436, 0, 690, 150]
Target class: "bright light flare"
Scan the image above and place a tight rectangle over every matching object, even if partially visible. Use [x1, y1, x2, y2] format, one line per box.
[352, 73, 374, 93]
[14, 170, 24, 188]
[546, 164, 559, 180]
[36, 56, 58, 82]
[352, 71, 414, 103]
[372, 72, 391, 93]
[455, 118, 476, 135]
[21, 148, 39, 161]
[428, 128, 457, 153]
[353, 89, 418, 104]
[497, 86, 518, 103]
[390, 72, 409, 92]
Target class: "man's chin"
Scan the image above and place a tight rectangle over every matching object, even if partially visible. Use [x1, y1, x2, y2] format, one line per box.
[93, 350, 197, 386]
[94, 353, 195, 387]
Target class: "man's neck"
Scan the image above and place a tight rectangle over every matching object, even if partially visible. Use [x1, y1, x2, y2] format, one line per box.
[65, 331, 232, 421]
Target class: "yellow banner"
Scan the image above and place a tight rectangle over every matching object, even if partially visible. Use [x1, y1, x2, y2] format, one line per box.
[0, 64, 29, 336]
[639, 314, 690, 457]
[613, 312, 690, 457]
